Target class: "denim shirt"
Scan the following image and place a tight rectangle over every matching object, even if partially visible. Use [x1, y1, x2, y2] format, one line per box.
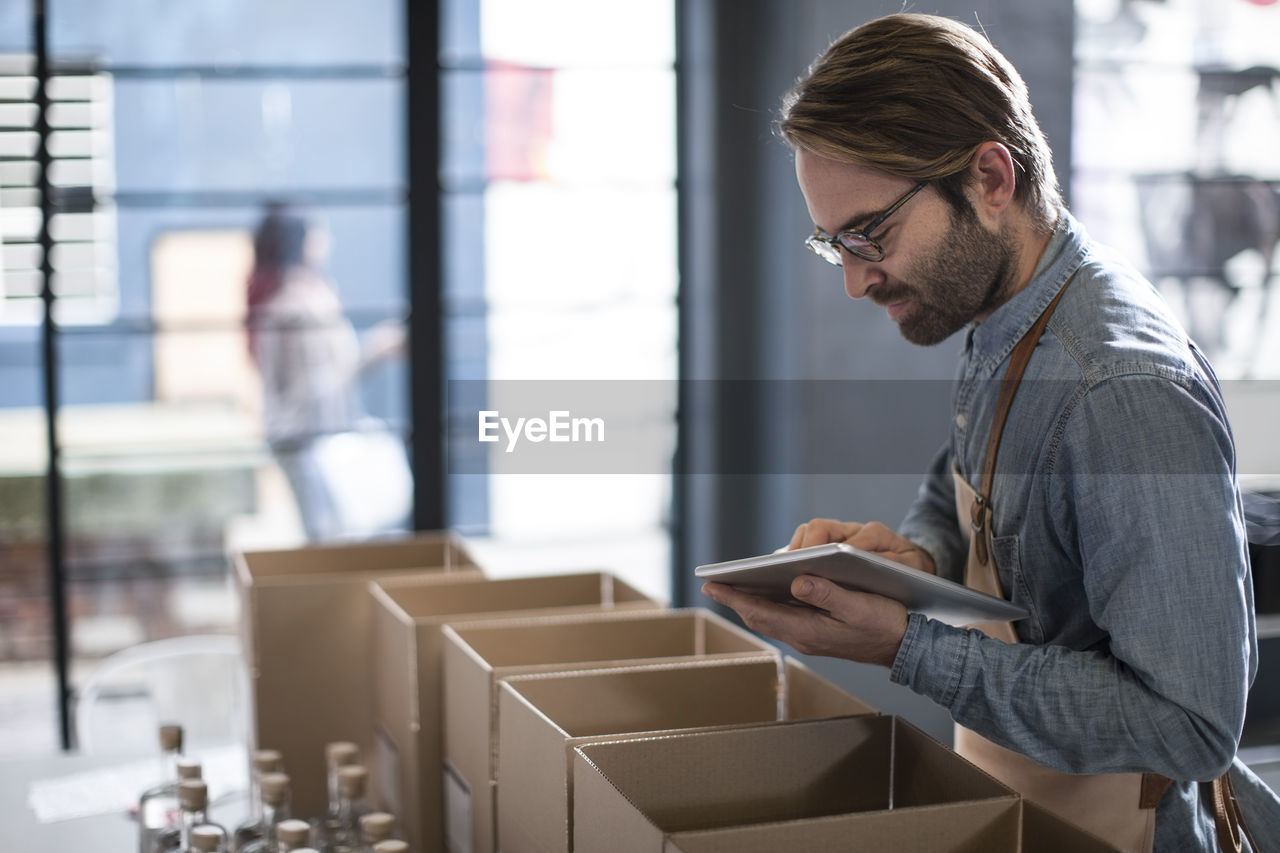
[892, 211, 1258, 848]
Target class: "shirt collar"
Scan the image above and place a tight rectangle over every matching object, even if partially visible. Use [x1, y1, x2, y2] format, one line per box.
[967, 209, 1089, 377]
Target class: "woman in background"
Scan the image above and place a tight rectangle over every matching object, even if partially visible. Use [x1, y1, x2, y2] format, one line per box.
[245, 204, 406, 541]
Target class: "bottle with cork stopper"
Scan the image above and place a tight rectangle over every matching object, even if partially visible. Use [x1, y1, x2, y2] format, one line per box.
[357, 812, 398, 852]
[156, 779, 227, 853]
[190, 824, 227, 853]
[239, 772, 292, 853]
[233, 749, 284, 852]
[273, 818, 314, 852]
[323, 765, 372, 853]
[137, 723, 185, 853]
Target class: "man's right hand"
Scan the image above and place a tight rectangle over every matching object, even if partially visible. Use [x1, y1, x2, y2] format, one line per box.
[786, 518, 936, 575]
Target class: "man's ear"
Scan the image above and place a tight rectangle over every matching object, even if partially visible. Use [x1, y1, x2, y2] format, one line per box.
[966, 141, 1017, 224]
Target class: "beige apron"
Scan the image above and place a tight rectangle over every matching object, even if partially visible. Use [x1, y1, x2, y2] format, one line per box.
[950, 277, 1163, 853]
[952, 469, 1158, 852]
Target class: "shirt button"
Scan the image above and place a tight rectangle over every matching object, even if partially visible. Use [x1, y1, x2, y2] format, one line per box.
[955, 413, 968, 430]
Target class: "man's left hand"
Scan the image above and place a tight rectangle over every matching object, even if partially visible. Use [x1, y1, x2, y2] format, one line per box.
[701, 575, 910, 668]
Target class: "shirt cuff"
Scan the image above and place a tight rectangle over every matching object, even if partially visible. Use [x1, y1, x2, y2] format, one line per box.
[890, 612, 973, 710]
[898, 528, 962, 584]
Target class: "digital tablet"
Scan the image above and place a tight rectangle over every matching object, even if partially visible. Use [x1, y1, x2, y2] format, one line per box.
[695, 542, 1029, 628]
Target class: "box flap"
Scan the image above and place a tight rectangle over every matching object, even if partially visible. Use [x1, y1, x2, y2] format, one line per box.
[662, 798, 1021, 853]
[781, 656, 877, 719]
[502, 658, 781, 738]
[376, 572, 656, 621]
[574, 716, 895, 833]
[237, 531, 477, 582]
[1022, 800, 1125, 852]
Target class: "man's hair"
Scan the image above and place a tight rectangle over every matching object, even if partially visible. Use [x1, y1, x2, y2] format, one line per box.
[777, 13, 1060, 231]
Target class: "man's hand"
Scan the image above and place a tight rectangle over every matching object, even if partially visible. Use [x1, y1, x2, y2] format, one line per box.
[701, 575, 909, 668]
[787, 518, 935, 575]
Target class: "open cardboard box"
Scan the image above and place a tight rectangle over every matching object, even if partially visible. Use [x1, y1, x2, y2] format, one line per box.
[234, 531, 480, 818]
[660, 796, 1123, 852]
[571, 715, 1019, 853]
[496, 655, 877, 853]
[369, 571, 662, 853]
[441, 607, 779, 853]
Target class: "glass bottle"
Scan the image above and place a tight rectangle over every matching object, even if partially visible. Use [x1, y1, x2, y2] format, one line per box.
[233, 750, 284, 852]
[191, 825, 227, 853]
[157, 779, 228, 853]
[325, 765, 372, 853]
[138, 723, 184, 853]
[316, 743, 360, 849]
[273, 819, 314, 853]
[151, 761, 205, 853]
[323, 742, 360, 820]
[239, 772, 292, 853]
[356, 813, 395, 851]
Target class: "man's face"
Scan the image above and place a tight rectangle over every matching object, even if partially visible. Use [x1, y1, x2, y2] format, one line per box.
[795, 149, 1015, 345]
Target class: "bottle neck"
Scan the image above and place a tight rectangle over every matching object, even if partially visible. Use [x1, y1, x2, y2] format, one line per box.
[261, 800, 289, 840]
[338, 793, 366, 820]
[180, 806, 209, 849]
[164, 747, 182, 783]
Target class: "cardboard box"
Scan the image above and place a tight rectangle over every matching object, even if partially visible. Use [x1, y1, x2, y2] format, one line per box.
[571, 715, 1018, 853]
[496, 656, 877, 853]
[234, 531, 480, 819]
[369, 571, 662, 853]
[663, 799, 1022, 853]
[1021, 800, 1125, 853]
[441, 608, 779, 853]
[659, 797, 1123, 852]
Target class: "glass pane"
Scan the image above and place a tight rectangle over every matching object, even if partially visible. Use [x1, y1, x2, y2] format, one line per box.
[113, 78, 405, 195]
[442, 68, 676, 187]
[50, 0, 403, 67]
[0, 344, 59, 756]
[0, 3, 31, 53]
[1073, 0, 1280, 378]
[442, 0, 674, 67]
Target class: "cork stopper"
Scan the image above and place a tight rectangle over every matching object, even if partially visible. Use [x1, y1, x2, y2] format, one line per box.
[359, 812, 395, 842]
[177, 759, 203, 780]
[275, 819, 311, 846]
[158, 724, 183, 752]
[260, 772, 291, 806]
[178, 779, 207, 811]
[251, 749, 283, 773]
[372, 842, 408, 853]
[190, 825, 225, 852]
[337, 765, 368, 798]
[325, 741, 360, 768]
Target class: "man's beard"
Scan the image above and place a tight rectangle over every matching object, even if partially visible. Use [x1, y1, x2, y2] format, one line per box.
[880, 202, 1018, 346]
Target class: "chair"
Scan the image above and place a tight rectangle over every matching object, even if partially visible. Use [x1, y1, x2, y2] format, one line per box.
[74, 634, 251, 756]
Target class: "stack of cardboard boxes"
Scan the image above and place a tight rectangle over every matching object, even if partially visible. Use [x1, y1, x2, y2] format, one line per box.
[235, 532, 1121, 853]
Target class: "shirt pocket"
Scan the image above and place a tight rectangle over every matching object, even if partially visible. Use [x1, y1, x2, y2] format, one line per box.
[991, 533, 1045, 645]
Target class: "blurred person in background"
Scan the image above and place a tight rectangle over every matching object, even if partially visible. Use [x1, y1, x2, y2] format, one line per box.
[245, 204, 407, 541]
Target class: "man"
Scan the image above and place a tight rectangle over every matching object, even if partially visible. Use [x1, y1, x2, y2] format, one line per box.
[701, 13, 1274, 851]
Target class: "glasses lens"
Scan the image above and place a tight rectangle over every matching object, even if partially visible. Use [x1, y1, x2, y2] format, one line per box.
[805, 235, 843, 266]
[837, 232, 882, 262]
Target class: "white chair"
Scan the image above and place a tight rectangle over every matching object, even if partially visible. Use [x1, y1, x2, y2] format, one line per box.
[74, 634, 251, 756]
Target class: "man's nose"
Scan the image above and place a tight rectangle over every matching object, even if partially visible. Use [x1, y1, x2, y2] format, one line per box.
[842, 253, 886, 300]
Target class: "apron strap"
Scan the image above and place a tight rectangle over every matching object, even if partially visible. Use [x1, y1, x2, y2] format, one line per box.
[971, 276, 1072, 566]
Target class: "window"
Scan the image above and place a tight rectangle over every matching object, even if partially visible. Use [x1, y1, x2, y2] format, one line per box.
[441, 0, 679, 603]
[1072, 0, 1280, 378]
[0, 0, 410, 754]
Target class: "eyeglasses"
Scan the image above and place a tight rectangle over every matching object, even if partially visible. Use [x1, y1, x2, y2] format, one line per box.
[804, 182, 927, 265]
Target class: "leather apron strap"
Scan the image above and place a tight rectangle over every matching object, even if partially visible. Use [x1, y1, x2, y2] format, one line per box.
[968, 279, 1069, 568]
